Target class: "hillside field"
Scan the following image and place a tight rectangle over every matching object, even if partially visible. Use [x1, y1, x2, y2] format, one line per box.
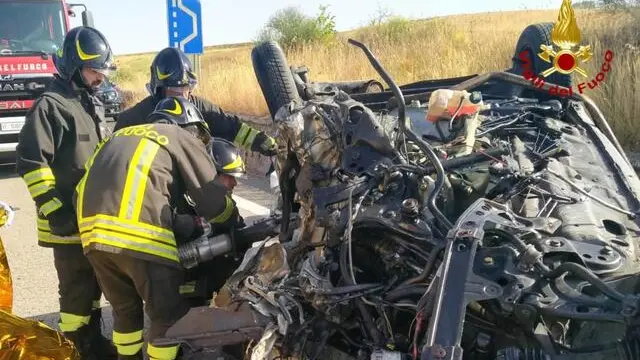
[112, 8, 640, 150]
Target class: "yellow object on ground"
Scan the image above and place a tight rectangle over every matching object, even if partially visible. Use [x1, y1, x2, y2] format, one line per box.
[0, 201, 80, 359]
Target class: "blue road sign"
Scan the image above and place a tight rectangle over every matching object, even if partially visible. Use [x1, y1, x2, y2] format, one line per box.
[166, 0, 203, 54]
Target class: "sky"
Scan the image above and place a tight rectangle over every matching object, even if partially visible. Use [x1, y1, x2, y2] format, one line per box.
[68, 0, 561, 55]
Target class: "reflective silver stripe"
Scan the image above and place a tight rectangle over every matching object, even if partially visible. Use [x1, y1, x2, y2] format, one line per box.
[87, 232, 179, 261]
[28, 181, 55, 198]
[79, 216, 175, 245]
[47, 234, 81, 244]
[40, 198, 63, 216]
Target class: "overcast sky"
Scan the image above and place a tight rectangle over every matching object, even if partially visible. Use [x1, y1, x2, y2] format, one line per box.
[69, 0, 560, 55]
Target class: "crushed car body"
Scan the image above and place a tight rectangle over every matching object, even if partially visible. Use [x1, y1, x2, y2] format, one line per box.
[153, 29, 640, 360]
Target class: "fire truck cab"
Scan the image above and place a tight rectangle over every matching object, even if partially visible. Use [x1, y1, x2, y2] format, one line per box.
[0, 0, 93, 164]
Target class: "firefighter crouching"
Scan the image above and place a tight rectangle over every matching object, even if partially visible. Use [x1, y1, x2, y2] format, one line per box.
[74, 97, 240, 360]
[15, 26, 118, 359]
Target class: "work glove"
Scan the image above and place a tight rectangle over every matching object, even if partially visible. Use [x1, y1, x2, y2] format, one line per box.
[173, 214, 204, 240]
[251, 132, 277, 156]
[47, 207, 78, 237]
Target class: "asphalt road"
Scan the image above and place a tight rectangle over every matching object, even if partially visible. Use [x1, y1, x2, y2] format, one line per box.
[0, 162, 275, 340]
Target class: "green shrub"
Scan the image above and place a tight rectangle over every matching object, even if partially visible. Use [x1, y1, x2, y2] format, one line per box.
[256, 5, 337, 52]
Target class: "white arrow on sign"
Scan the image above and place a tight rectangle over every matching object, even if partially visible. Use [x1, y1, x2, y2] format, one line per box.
[177, 0, 198, 51]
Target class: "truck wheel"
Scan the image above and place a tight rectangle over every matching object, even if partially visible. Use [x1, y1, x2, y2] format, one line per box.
[251, 41, 302, 120]
[511, 22, 572, 88]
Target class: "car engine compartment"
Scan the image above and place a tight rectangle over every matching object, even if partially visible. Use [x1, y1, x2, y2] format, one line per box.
[162, 40, 640, 360]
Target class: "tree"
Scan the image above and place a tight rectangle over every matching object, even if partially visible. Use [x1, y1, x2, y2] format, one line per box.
[256, 5, 337, 52]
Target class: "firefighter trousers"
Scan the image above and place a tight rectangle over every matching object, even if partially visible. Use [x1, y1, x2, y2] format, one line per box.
[52, 246, 103, 333]
[86, 251, 190, 360]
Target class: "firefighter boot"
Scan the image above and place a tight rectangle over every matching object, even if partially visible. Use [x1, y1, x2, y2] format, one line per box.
[63, 326, 94, 359]
[88, 309, 119, 359]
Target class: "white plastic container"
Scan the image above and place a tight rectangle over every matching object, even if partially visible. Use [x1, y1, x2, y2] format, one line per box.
[426, 89, 484, 122]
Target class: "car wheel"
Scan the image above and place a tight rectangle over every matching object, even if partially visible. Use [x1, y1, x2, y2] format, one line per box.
[365, 81, 384, 93]
[251, 41, 302, 120]
[511, 22, 572, 88]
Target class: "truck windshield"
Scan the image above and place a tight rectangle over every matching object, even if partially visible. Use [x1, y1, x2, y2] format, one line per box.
[0, 1, 66, 55]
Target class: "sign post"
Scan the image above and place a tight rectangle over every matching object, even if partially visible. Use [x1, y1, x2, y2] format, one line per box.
[166, 0, 203, 80]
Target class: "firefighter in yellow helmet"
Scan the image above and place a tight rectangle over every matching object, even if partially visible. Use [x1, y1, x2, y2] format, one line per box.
[74, 96, 240, 360]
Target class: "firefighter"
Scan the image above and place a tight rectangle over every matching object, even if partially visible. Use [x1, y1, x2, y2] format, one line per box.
[114, 46, 277, 157]
[210, 137, 247, 194]
[15, 26, 117, 359]
[74, 96, 240, 360]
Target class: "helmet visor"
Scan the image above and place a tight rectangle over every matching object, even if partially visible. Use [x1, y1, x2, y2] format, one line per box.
[91, 67, 116, 78]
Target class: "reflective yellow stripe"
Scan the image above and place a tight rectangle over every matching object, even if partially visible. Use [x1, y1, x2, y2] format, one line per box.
[244, 128, 260, 150]
[113, 330, 144, 356]
[233, 123, 260, 150]
[233, 123, 249, 145]
[36, 217, 80, 245]
[23, 167, 55, 186]
[76, 175, 88, 221]
[76, 139, 105, 219]
[59, 312, 90, 332]
[39, 198, 63, 217]
[27, 180, 56, 198]
[116, 342, 144, 356]
[45, 233, 81, 245]
[179, 281, 197, 294]
[147, 343, 180, 360]
[113, 329, 143, 344]
[210, 196, 234, 224]
[119, 138, 161, 220]
[79, 215, 175, 245]
[223, 157, 244, 171]
[82, 230, 179, 262]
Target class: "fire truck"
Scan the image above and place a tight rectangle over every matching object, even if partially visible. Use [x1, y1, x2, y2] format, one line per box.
[0, 0, 93, 164]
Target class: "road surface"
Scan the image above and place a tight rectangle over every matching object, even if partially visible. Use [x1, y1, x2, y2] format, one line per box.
[0, 163, 275, 339]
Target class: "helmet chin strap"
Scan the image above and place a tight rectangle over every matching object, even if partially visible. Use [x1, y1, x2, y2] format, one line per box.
[71, 69, 97, 94]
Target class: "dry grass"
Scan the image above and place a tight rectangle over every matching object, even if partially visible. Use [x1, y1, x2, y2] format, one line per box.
[113, 8, 640, 150]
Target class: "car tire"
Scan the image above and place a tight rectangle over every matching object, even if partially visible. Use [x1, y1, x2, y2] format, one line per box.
[251, 41, 302, 120]
[511, 22, 572, 88]
[365, 81, 384, 93]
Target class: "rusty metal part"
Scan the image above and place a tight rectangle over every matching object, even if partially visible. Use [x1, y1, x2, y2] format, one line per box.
[159, 303, 271, 349]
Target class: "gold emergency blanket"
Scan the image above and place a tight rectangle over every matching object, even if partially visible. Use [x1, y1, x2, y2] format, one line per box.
[0, 201, 80, 359]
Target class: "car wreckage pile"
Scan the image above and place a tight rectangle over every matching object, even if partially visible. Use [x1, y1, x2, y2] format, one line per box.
[160, 38, 640, 360]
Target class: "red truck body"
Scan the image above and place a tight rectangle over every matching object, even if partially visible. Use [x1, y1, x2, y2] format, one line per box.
[0, 0, 93, 164]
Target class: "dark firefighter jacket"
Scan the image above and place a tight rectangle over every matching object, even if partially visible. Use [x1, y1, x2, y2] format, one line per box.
[15, 77, 107, 247]
[114, 94, 264, 152]
[74, 123, 237, 268]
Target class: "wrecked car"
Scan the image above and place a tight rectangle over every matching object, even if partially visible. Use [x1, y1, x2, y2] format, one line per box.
[290, 64, 385, 95]
[154, 19, 640, 360]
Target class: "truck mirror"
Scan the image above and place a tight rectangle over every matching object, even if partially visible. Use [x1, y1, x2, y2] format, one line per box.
[82, 10, 94, 27]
